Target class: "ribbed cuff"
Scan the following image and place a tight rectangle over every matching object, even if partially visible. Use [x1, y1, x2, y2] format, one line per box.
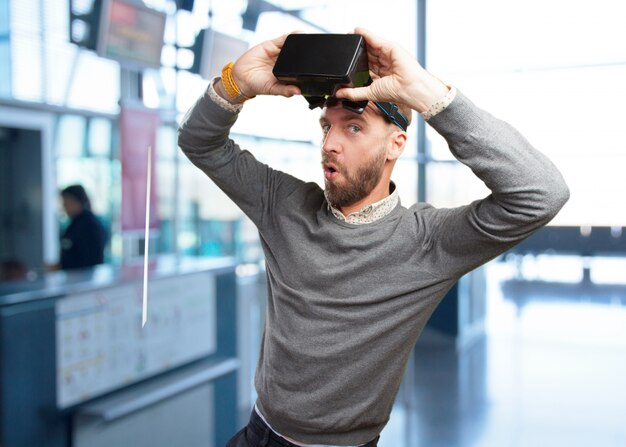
[207, 77, 244, 114]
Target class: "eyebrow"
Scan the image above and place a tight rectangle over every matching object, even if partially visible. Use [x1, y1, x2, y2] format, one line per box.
[319, 112, 368, 126]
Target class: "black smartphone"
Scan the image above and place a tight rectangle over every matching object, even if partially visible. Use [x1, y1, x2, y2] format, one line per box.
[272, 34, 370, 98]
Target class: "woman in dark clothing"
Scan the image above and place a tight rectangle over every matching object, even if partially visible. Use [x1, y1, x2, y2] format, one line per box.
[59, 185, 107, 270]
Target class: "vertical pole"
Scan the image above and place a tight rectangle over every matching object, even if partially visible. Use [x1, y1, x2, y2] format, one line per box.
[173, 6, 181, 258]
[403, 4, 428, 444]
[416, 0, 427, 203]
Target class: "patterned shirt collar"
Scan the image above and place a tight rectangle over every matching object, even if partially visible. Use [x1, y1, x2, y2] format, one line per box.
[326, 182, 399, 225]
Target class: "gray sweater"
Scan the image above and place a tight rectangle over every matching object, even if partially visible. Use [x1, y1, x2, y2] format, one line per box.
[178, 89, 569, 445]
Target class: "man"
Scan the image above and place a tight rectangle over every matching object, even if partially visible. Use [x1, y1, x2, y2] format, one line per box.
[178, 28, 569, 447]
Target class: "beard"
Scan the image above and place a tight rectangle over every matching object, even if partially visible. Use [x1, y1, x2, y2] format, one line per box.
[323, 147, 387, 208]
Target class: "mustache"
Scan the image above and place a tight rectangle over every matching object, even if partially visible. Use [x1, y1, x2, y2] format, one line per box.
[321, 154, 341, 165]
[321, 154, 345, 174]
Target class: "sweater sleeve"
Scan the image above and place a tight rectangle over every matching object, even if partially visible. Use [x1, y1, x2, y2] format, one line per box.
[177, 86, 304, 228]
[412, 90, 570, 278]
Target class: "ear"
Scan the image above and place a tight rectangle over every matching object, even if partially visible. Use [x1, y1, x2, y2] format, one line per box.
[386, 130, 407, 161]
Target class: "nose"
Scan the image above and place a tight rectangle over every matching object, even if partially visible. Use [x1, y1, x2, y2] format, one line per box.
[322, 127, 340, 154]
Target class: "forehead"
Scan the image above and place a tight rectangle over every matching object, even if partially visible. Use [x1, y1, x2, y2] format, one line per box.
[320, 102, 385, 125]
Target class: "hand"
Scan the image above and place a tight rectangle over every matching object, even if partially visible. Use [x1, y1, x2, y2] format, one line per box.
[230, 33, 302, 99]
[334, 27, 449, 113]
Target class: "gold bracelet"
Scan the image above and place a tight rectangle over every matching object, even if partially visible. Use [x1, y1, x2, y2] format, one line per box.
[221, 62, 253, 102]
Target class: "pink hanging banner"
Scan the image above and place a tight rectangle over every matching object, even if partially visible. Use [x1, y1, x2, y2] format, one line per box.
[120, 105, 159, 232]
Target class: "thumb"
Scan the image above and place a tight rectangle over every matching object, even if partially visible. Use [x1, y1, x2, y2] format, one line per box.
[268, 83, 301, 98]
[334, 86, 372, 102]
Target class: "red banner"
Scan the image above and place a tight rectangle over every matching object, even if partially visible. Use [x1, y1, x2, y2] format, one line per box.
[120, 105, 159, 232]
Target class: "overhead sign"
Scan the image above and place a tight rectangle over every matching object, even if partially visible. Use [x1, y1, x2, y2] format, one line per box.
[97, 0, 166, 68]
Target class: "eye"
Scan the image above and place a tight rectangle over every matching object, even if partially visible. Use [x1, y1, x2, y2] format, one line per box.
[348, 124, 361, 134]
[321, 124, 331, 134]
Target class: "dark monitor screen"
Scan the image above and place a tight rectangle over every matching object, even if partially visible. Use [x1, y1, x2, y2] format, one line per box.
[192, 29, 249, 80]
[97, 0, 166, 69]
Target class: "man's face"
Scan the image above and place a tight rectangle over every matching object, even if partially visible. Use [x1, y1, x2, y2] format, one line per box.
[319, 103, 392, 208]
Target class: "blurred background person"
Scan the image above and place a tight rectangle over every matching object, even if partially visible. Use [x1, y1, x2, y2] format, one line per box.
[53, 184, 107, 270]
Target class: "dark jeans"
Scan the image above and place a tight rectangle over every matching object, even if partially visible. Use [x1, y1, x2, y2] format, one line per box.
[226, 410, 379, 447]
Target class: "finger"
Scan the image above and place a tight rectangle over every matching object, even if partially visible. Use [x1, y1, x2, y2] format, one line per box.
[270, 32, 291, 48]
[265, 31, 306, 60]
[369, 62, 381, 76]
[334, 86, 371, 102]
[359, 28, 397, 73]
[355, 27, 385, 52]
[260, 33, 288, 59]
[271, 30, 305, 49]
[269, 83, 301, 98]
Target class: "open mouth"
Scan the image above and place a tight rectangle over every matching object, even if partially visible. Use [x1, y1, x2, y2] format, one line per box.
[323, 163, 339, 180]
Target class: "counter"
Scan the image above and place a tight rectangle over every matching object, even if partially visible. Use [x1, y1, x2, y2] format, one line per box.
[0, 256, 239, 447]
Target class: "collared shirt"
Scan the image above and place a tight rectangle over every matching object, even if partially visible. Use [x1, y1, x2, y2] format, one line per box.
[326, 182, 399, 225]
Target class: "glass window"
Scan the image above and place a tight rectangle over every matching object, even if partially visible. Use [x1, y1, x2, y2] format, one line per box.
[426, 162, 489, 209]
[155, 125, 178, 254]
[232, 95, 321, 142]
[44, 42, 78, 106]
[88, 118, 112, 157]
[65, 51, 120, 113]
[176, 69, 208, 113]
[157, 125, 178, 160]
[56, 115, 86, 157]
[0, 0, 8, 31]
[426, 0, 626, 226]
[10, 35, 43, 102]
[0, 0, 9, 98]
[394, 159, 419, 207]
[55, 113, 118, 263]
[7, 0, 121, 112]
[0, 41, 9, 98]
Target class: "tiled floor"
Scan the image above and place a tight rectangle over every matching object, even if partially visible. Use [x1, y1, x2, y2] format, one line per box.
[379, 256, 626, 447]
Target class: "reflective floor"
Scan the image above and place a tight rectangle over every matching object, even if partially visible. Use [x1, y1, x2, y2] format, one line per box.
[380, 256, 626, 447]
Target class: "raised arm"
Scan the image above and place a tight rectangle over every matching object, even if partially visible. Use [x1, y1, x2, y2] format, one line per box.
[417, 92, 569, 277]
[177, 33, 303, 228]
[338, 28, 569, 277]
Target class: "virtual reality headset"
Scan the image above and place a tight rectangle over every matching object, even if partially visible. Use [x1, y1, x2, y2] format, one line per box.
[272, 33, 408, 131]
